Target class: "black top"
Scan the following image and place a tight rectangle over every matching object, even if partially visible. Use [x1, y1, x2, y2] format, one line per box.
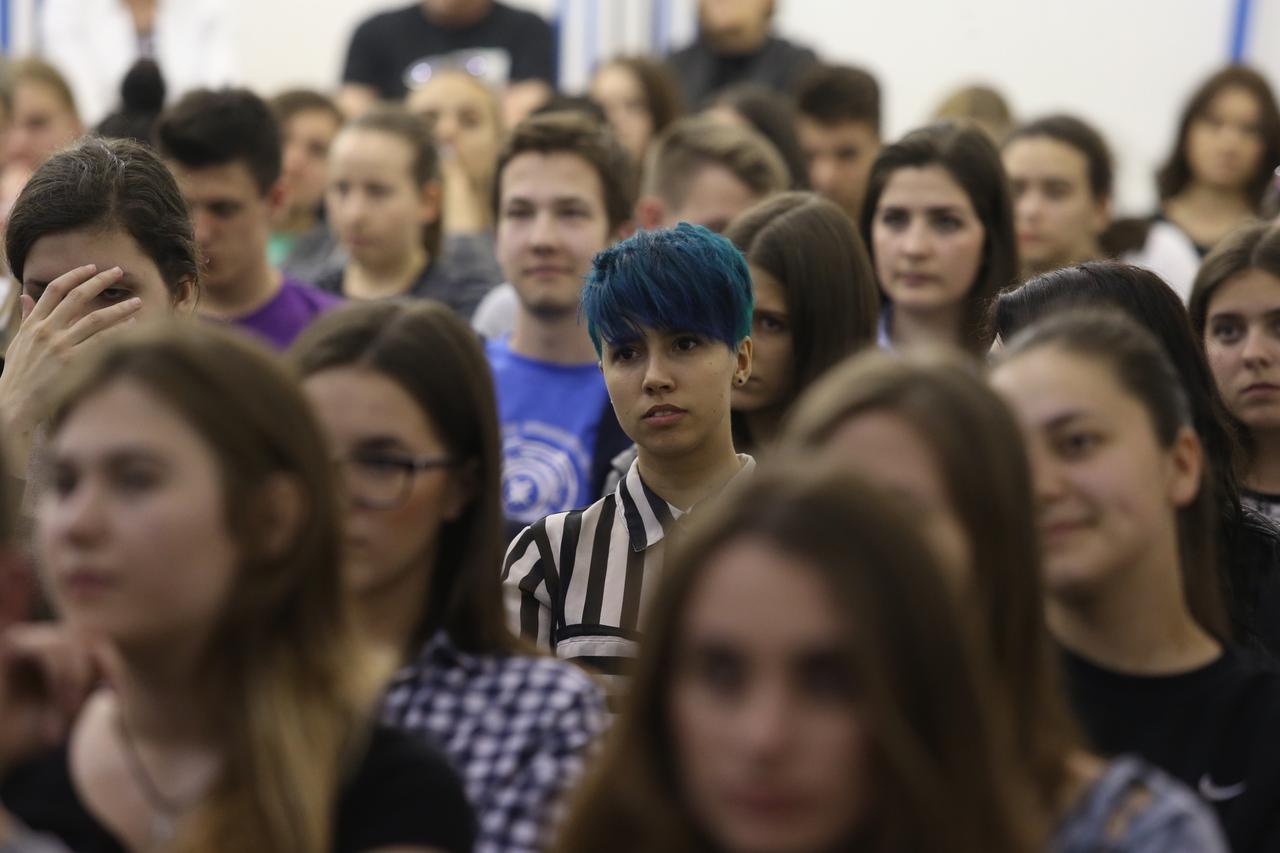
[665, 34, 818, 108]
[1063, 646, 1280, 853]
[1221, 505, 1280, 663]
[342, 2, 556, 100]
[0, 725, 476, 853]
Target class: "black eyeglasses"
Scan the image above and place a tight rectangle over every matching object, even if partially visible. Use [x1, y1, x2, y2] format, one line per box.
[335, 450, 457, 510]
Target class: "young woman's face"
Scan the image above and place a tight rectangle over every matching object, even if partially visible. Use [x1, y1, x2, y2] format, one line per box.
[1204, 268, 1280, 433]
[816, 412, 971, 581]
[1186, 86, 1266, 192]
[326, 128, 436, 269]
[38, 381, 239, 652]
[671, 537, 866, 853]
[280, 108, 343, 220]
[602, 328, 750, 459]
[21, 226, 192, 319]
[590, 64, 654, 163]
[407, 72, 500, 181]
[4, 80, 81, 171]
[871, 165, 985, 320]
[733, 265, 792, 412]
[1004, 136, 1108, 274]
[303, 367, 468, 597]
[990, 347, 1200, 599]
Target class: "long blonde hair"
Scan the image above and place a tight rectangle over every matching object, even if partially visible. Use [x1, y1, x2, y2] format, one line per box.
[46, 323, 374, 852]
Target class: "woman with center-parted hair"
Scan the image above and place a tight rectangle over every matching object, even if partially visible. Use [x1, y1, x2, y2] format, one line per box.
[555, 465, 1044, 853]
[0, 322, 475, 852]
[991, 310, 1280, 853]
[781, 349, 1229, 852]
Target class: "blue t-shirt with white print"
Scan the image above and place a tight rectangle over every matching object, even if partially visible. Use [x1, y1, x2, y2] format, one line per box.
[486, 337, 612, 523]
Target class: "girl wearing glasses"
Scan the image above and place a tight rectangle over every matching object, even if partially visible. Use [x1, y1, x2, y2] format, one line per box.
[291, 300, 608, 853]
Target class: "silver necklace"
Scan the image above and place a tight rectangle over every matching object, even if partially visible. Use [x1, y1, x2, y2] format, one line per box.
[114, 710, 205, 849]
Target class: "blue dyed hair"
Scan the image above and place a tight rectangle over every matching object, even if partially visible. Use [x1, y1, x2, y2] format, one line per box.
[582, 223, 754, 356]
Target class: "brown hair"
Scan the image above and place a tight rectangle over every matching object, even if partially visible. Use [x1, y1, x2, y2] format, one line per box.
[45, 322, 371, 853]
[794, 64, 882, 133]
[1005, 113, 1113, 201]
[932, 84, 1014, 143]
[860, 121, 1019, 352]
[557, 465, 1041, 853]
[269, 88, 343, 128]
[1157, 66, 1280, 207]
[996, 310, 1232, 641]
[9, 57, 78, 120]
[782, 349, 1081, 814]
[724, 192, 879, 417]
[642, 115, 789, 210]
[1189, 219, 1280, 341]
[597, 57, 685, 135]
[5, 136, 200, 303]
[343, 106, 444, 259]
[290, 301, 517, 655]
[493, 111, 637, 232]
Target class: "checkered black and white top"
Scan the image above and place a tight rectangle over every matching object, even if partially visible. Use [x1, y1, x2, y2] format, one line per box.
[380, 631, 609, 853]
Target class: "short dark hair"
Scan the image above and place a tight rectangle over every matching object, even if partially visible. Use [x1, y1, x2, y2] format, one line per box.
[861, 122, 1018, 352]
[5, 136, 200, 299]
[155, 88, 282, 195]
[1005, 113, 1113, 201]
[269, 88, 343, 128]
[343, 106, 443, 259]
[642, 116, 789, 209]
[794, 64, 881, 134]
[494, 111, 637, 232]
[713, 84, 810, 189]
[1157, 66, 1280, 207]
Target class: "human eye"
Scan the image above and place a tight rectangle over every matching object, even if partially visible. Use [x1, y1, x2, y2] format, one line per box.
[610, 344, 641, 363]
[50, 462, 79, 498]
[352, 450, 411, 476]
[503, 203, 533, 220]
[110, 459, 164, 494]
[1044, 182, 1072, 201]
[878, 207, 909, 230]
[797, 652, 856, 703]
[1055, 430, 1101, 460]
[673, 335, 703, 352]
[100, 288, 133, 304]
[209, 202, 241, 220]
[930, 211, 964, 233]
[1209, 318, 1245, 345]
[690, 646, 746, 696]
[836, 146, 860, 162]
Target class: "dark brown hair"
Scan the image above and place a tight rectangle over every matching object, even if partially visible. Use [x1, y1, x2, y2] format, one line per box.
[712, 84, 810, 189]
[1157, 66, 1280, 207]
[597, 56, 685, 135]
[269, 88, 343, 128]
[5, 136, 200, 302]
[725, 192, 879, 417]
[1189, 219, 1280, 341]
[557, 465, 1041, 853]
[794, 64, 882, 134]
[344, 106, 444, 259]
[860, 122, 1019, 352]
[996, 310, 1232, 641]
[1005, 113, 1113, 201]
[782, 349, 1081, 814]
[494, 111, 637, 232]
[290, 301, 516, 655]
[642, 115, 789, 211]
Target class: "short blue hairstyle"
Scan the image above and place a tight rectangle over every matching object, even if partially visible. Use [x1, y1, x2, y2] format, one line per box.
[581, 223, 754, 356]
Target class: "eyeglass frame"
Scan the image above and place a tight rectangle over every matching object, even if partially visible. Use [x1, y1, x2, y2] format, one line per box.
[334, 450, 460, 511]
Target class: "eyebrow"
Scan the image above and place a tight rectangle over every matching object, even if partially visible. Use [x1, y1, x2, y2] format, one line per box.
[50, 445, 166, 467]
[352, 435, 412, 452]
[1043, 410, 1091, 430]
[1208, 307, 1280, 321]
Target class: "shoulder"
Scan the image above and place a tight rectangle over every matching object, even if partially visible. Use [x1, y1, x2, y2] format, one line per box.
[351, 3, 420, 37]
[281, 278, 345, 310]
[335, 726, 475, 853]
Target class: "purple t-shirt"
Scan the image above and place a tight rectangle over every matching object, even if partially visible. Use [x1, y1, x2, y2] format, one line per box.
[233, 278, 344, 349]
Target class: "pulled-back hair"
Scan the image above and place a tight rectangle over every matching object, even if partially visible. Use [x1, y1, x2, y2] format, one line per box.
[290, 301, 516, 655]
[494, 111, 637, 232]
[156, 87, 282, 195]
[861, 122, 1018, 352]
[1005, 113, 1113, 201]
[997, 310, 1232, 641]
[725, 192, 878, 408]
[557, 465, 1041, 853]
[582, 223, 753, 356]
[5, 136, 199, 300]
[45, 322, 372, 853]
[783, 349, 1081, 812]
[1157, 66, 1280, 207]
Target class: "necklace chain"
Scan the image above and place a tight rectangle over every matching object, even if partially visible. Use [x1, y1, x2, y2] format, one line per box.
[114, 710, 206, 846]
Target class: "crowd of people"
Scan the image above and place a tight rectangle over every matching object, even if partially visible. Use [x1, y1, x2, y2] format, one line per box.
[0, 0, 1278, 851]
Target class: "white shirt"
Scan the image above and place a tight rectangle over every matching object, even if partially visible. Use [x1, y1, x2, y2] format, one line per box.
[40, 0, 236, 126]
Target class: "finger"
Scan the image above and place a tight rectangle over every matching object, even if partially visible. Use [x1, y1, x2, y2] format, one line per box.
[19, 293, 35, 321]
[63, 297, 142, 348]
[43, 266, 126, 330]
[25, 264, 98, 324]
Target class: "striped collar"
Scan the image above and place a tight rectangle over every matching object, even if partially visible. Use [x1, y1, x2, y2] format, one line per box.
[615, 454, 756, 553]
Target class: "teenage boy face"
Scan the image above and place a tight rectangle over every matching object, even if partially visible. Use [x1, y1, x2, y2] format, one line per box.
[797, 117, 880, 220]
[601, 328, 751, 459]
[497, 152, 614, 320]
[280, 108, 342, 220]
[169, 160, 279, 296]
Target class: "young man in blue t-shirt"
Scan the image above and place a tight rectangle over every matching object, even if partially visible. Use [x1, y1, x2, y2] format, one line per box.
[487, 112, 637, 527]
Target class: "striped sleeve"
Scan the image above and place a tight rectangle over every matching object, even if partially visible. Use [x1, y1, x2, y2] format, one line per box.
[502, 522, 556, 651]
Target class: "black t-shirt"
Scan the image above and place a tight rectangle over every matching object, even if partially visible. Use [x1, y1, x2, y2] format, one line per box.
[1063, 646, 1280, 853]
[342, 2, 556, 100]
[0, 725, 475, 853]
[664, 34, 818, 108]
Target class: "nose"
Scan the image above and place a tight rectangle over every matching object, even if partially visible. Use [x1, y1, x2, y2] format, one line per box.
[528, 208, 558, 253]
[1242, 326, 1273, 368]
[435, 114, 459, 146]
[192, 208, 216, 248]
[810, 156, 835, 193]
[642, 350, 675, 394]
[901, 217, 932, 257]
[1026, 440, 1069, 506]
[1016, 190, 1043, 226]
[54, 479, 109, 549]
[735, 680, 793, 762]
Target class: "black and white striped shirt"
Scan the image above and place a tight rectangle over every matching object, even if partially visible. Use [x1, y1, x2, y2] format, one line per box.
[502, 454, 755, 698]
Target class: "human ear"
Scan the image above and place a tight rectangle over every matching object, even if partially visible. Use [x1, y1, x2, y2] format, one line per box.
[170, 278, 199, 316]
[419, 179, 444, 227]
[442, 459, 478, 523]
[634, 197, 665, 232]
[733, 337, 753, 387]
[1165, 427, 1204, 509]
[251, 475, 307, 559]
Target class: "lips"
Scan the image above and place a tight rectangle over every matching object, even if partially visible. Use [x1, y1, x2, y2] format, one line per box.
[643, 404, 688, 426]
[894, 271, 937, 286]
[1241, 382, 1280, 397]
[58, 568, 116, 598]
[524, 265, 571, 277]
